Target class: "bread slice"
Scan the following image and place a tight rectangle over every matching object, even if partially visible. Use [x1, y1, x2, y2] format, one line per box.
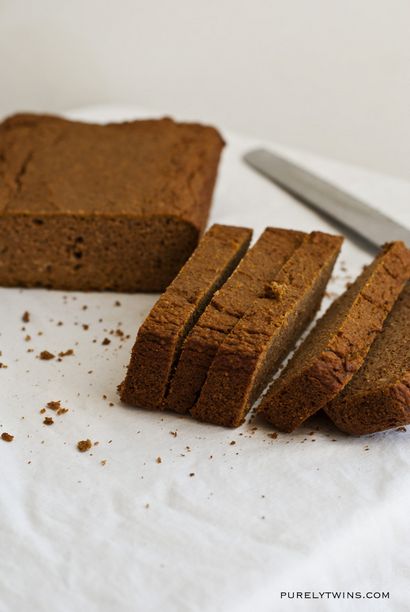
[164, 228, 306, 414]
[261, 241, 410, 432]
[191, 231, 343, 427]
[325, 283, 410, 435]
[119, 224, 252, 409]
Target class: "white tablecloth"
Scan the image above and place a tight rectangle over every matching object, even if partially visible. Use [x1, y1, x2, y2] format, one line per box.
[1, 106, 410, 612]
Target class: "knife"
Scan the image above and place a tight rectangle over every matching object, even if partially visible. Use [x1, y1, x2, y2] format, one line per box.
[244, 148, 410, 249]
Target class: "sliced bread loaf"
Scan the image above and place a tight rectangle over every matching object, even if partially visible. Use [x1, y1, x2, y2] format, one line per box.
[119, 224, 252, 409]
[325, 282, 410, 435]
[261, 241, 410, 432]
[164, 228, 305, 414]
[191, 231, 343, 427]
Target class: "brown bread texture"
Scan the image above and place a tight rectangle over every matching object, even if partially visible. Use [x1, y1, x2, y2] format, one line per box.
[191, 231, 343, 427]
[325, 282, 410, 435]
[164, 228, 306, 414]
[119, 224, 252, 409]
[261, 241, 410, 432]
[0, 113, 224, 292]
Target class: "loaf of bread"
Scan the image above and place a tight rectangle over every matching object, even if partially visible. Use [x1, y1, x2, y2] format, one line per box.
[0, 113, 224, 292]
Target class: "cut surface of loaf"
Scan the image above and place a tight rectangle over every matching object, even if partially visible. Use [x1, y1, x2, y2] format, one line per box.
[325, 283, 410, 435]
[0, 113, 224, 292]
[191, 231, 343, 427]
[164, 227, 306, 414]
[119, 224, 252, 409]
[261, 241, 410, 432]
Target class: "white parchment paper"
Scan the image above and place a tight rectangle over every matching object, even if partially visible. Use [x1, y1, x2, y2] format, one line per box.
[1, 106, 410, 612]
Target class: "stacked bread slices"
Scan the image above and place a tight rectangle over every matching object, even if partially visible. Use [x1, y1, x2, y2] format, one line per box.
[120, 224, 410, 435]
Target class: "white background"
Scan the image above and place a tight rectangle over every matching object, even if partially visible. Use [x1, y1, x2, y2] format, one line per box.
[0, 0, 409, 179]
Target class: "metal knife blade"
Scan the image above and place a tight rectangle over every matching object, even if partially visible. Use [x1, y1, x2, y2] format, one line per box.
[244, 148, 410, 249]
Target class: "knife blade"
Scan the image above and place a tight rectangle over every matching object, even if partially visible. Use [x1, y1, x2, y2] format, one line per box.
[244, 148, 410, 249]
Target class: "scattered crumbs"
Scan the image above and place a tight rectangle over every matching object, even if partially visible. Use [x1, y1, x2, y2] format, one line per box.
[169, 431, 178, 438]
[27, 349, 34, 353]
[114, 301, 121, 307]
[102, 338, 111, 346]
[396, 426, 407, 432]
[100, 460, 107, 466]
[82, 324, 89, 331]
[46, 401, 60, 410]
[268, 432, 278, 439]
[0, 362, 8, 369]
[58, 349, 74, 358]
[39, 350, 55, 360]
[109, 402, 114, 407]
[229, 440, 236, 446]
[57, 321, 63, 326]
[189, 473, 195, 477]
[156, 456, 162, 464]
[82, 305, 88, 311]
[43, 417, 54, 426]
[24, 335, 31, 342]
[102, 394, 107, 400]
[22, 311, 30, 323]
[39, 408, 46, 414]
[1, 432, 14, 442]
[77, 439, 92, 453]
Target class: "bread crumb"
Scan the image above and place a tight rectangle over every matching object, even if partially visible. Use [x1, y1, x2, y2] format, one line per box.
[58, 349, 74, 357]
[268, 432, 278, 439]
[156, 456, 162, 464]
[77, 439, 92, 452]
[229, 440, 236, 445]
[100, 460, 107, 466]
[22, 311, 30, 323]
[102, 338, 111, 346]
[189, 473, 195, 477]
[0, 362, 8, 369]
[39, 350, 55, 360]
[1, 432, 14, 442]
[39, 408, 46, 414]
[396, 426, 407, 432]
[169, 431, 178, 437]
[43, 417, 54, 426]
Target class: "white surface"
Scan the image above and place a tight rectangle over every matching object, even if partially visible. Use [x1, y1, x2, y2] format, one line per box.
[1, 0, 410, 180]
[1, 106, 410, 612]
